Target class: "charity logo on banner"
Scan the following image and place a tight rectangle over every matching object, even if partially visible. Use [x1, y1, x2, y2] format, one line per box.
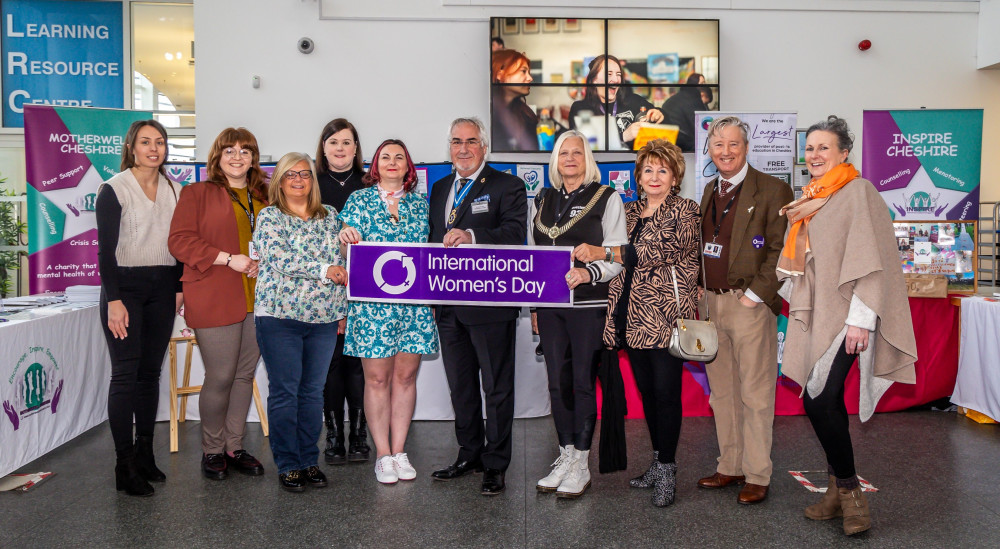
[347, 243, 574, 307]
[24, 105, 152, 293]
[1, 0, 125, 127]
[862, 109, 982, 221]
[694, 111, 797, 204]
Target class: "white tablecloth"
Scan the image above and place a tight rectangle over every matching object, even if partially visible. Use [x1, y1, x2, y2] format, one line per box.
[1, 304, 111, 477]
[953, 296, 1000, 421]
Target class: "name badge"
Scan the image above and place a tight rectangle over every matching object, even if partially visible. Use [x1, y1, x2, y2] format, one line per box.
[704, 242, 723, 258]
[248, 241, 260, 261]
[471, 202, 489, 214]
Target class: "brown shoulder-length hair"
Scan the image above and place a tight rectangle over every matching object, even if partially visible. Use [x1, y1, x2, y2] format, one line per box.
[363, 139, 419, 193]
[120, 119, 169, 177]
[315, 118, 364, 176]
[491, 49, 530, 83]
[206, 127, 269, 202]
[635, 139, 685, 196]
[268, 152, 327, 219]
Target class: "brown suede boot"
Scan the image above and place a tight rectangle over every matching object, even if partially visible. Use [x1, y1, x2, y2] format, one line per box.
[838, 486, 872, 535]
[804, 476, 842, 520]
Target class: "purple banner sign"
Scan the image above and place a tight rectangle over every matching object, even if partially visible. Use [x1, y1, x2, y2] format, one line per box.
[347, 243, 574, 307]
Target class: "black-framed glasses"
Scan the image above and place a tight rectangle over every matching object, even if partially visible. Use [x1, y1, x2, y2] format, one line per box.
[450, 138, 482, 148]
[284, 170, 313, 181]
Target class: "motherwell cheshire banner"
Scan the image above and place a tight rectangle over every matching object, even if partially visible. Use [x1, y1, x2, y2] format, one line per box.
[347, 243, 574, 307]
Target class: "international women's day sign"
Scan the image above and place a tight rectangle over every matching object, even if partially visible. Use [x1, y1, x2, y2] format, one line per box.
[693, 111, 797, 204]
[24, 105, 151, 293]
[347, 243, 574, 307]
[2, 0, 124, 127]
[862, 109, 982, 221]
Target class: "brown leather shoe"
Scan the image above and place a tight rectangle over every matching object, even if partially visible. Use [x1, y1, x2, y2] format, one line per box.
[737, 482, 769, 504]
[697, 472, 745, 489]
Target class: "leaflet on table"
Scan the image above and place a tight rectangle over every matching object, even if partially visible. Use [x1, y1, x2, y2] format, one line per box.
[347, 242, 574, 307]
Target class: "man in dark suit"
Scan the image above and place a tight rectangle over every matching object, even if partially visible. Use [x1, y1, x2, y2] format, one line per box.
[696, 116, 793, 505]
[429, 117, 527, 495]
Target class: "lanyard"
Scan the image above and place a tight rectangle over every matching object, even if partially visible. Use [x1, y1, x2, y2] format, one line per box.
[709, 180, 738, 243]
[234, 186, 256, 231]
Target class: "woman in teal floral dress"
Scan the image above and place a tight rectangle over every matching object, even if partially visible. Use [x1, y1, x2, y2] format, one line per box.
[339, 139, 438, 485]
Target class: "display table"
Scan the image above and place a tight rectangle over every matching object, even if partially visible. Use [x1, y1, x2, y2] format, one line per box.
[952, 296, 1000, 422]
[0, 304, 111, 477]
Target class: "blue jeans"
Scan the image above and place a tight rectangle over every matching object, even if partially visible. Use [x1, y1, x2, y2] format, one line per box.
[256, 316, 338, 474]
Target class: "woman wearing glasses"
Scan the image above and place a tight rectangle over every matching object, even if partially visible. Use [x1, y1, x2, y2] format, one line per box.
[338, 139, 438, 484]
[253, 152, 348, 492]
[169, 128, 269, 482]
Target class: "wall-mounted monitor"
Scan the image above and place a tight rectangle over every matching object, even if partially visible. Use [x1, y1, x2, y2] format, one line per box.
[490, 18, 720, 153]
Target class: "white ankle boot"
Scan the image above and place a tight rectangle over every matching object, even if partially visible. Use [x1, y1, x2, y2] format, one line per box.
[556, 448, 591, 498]
[536, 445, 575, 493]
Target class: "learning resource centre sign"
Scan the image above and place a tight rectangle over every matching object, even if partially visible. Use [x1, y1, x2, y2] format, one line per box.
[347, 243, 574, 307]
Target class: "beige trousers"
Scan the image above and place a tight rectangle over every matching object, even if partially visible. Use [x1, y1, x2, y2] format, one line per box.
[704, 291, 778, 486]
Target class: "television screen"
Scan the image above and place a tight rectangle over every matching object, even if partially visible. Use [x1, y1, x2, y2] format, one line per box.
[490, 18, 720, 153]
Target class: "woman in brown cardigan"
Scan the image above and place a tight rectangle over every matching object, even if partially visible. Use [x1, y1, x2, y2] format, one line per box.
[575, 139, 701, 507]
[168, 128, 269, 481]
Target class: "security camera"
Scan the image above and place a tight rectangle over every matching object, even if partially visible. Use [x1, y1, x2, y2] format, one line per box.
[298, 37, 314, 54]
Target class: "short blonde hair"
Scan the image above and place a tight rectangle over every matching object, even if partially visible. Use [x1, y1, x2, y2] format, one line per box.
[268, 152, 327, 219]
[548, 130, 601, 189]
[635, 139, 686, 196]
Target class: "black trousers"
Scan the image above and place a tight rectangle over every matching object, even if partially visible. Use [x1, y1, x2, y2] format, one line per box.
[627, 348, 684, 463]
[537, 308, 604, 451]
[803, 345, 857, 480]
[323, 332, 364, 417]
[99, 266, 176, 453]
[437, 307, 517, 470]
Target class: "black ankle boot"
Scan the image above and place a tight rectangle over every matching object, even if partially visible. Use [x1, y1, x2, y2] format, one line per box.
[115, 446, 154, 497]
[347, 407, 370, 462]
[324, 410, 346, 465]
[134, 435, 166, 482]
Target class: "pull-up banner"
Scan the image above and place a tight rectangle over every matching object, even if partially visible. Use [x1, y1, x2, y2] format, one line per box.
[347, 242, 574, 307]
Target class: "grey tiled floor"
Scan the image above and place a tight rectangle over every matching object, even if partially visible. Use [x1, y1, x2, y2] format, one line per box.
[2, 411, 999, 548]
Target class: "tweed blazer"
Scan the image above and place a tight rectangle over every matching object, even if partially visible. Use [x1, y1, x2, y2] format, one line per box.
[700, 165, 794, 315]
[603, 194, 701, 349]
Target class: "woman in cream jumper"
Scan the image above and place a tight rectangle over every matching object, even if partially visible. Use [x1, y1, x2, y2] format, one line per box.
[777, 116, 917, 536]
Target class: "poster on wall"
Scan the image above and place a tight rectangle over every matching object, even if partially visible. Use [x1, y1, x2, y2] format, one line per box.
[693, 111, 797, 203]
[1, 0, 125, 128]
[24, 105, 151, 294]
[862, 109, 982, 221]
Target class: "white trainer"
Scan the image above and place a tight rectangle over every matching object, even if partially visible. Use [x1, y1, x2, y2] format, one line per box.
[392, 452, 417, 481]
[375, 455, 398, 484]
[536, 445, 575, 493]
[556, 448, 591, 498]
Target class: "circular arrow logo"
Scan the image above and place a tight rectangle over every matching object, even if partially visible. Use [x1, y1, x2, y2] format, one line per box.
[372, 251, 416, 295]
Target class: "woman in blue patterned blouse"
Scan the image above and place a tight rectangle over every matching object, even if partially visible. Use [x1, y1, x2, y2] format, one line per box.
[339, 139, 439, 485]
[253, 152, 348, 493]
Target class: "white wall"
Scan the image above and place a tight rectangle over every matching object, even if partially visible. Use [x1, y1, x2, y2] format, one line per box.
[195, 1, 1000, 200]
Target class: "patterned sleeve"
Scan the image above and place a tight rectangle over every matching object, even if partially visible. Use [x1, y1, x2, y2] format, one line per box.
[633, 198, 701, 270]
[253, 207, 326, 280]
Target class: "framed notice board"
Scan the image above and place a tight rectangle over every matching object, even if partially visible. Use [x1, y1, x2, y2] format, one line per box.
[894, 220, 977, 294]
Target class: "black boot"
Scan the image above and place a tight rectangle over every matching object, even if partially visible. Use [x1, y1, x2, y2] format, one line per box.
[115, 446, 154, 497]
[347, 407, 371, 462]
[324, 410, 346, 465]
[134, 435, 166, 482]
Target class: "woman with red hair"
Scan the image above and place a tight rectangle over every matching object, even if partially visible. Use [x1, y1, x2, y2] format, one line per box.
[338, 139, 438, 485]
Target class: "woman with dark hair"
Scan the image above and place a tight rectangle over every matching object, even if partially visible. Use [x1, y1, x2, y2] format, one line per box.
[777, 116, 917, 535]
[568, 54, 663, 150]
[96, 119, 181, 496]
[253, 152, 348, 493]
[169, 127, 269, 481]
[491, 49, 538, 152]
[338, 139, 438, 485]
[314, 118, 370, 465]
[576, 139, 701, 507]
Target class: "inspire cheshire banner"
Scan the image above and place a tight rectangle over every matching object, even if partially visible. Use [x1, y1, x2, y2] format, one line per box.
[862, 109, 982, 221]
[347, 243, 574, 307]
[24, 105, 151, 293]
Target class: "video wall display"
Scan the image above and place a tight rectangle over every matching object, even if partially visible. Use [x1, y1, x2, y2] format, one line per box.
[490, 18, 720, 153]
[894, 220, 977, 293]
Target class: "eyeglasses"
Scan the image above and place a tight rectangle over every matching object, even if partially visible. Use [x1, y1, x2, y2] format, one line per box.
[223, 148, 252, 159]
[449, 138, 482, 149]
[284, 170, 313, 181]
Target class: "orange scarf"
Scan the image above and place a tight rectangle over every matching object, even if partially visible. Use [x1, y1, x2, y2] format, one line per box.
[777, 163, 860, 276]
